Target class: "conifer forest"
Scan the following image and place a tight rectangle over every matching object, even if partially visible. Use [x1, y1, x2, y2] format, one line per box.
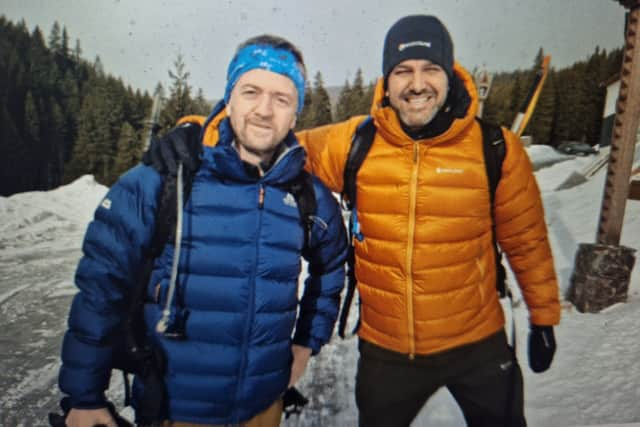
[0, 16, 623, 197]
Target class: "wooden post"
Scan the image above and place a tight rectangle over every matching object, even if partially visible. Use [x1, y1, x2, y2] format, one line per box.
[567, 2, 639, 312]
[596, 5, 640, 245]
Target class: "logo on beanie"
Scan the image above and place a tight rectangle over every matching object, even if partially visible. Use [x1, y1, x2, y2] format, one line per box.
[398, 40, 432, 51]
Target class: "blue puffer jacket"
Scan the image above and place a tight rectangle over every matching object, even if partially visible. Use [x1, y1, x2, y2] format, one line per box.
[59, 108, 348, 424]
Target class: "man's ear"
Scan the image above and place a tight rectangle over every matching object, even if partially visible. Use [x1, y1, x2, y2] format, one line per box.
[290, 115, 297, 130]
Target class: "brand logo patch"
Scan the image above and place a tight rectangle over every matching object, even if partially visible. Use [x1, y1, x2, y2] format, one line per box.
[283, 193, 297, 208]
[436, 167, 464, 174]
[398, 41, 432, 51]
[101, 198, 112, 210]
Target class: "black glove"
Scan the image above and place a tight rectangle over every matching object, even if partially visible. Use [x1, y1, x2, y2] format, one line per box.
[142, 123, 202, 176]
[528, 325, 556, 373]
[282, 387, 309, 419]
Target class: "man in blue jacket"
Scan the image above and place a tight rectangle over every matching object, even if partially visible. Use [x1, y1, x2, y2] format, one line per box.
[58, 34, 348, 427]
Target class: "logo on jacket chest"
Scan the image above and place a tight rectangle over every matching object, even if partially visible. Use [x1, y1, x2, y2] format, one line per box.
[435, 167, 465, 174]
[283, 193, 297, 208]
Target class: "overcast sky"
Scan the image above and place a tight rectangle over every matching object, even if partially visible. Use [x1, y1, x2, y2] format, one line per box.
[2, 0, 628, 98]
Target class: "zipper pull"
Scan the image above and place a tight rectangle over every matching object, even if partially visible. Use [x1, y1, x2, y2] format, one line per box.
[413, 143, 419, 163]
[258, 185, 265, 209]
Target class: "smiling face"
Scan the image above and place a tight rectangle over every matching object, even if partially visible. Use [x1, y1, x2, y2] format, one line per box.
[386, 59, 449, 130]
[226, 68, 298, 167]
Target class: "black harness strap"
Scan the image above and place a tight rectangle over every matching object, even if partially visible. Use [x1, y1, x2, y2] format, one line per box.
[338, 118, 375, 338]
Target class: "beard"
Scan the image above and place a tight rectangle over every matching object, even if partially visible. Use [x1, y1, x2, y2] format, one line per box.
[393, 87, 448, 130]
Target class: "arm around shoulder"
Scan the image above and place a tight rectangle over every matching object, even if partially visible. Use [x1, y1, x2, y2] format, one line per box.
[295, 116, 367, 193]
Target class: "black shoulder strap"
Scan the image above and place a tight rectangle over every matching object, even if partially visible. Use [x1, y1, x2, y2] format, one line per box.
[478, 119, 506, 206]
[337, 117, 376, 338]
[342, 117, 376, 210]
[478, 119, 509, 298]
[143, 123, 203, 257]
[284, 170, 317, 250]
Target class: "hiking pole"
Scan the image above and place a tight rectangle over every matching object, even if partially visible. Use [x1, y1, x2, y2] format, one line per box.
[510, 55, 551, 138]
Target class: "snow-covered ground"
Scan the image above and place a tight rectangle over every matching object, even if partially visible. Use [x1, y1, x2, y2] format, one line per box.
[1, 146, 639, 427]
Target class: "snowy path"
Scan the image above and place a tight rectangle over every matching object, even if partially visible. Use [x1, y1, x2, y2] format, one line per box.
[1, 154, 639, 427]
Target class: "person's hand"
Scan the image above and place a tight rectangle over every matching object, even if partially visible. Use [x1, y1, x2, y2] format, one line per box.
[142, 123, 202, 176]
[65, 407, 117, 427]
[528, 325, 556, 373]
[288, 344, 312, 387]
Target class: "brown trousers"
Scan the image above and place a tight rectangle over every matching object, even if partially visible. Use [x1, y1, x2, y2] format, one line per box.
[160, 399, 283, 427]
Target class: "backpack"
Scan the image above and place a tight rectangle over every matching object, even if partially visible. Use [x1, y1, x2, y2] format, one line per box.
[337, 117, 508, 338]
[114, 124, 317, 424]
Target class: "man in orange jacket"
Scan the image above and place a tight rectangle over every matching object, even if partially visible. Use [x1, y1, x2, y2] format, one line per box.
[150, 14, 560, 427]
[297, 14, 560, 426]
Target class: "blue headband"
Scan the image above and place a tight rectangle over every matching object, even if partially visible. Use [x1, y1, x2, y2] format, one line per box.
[224, 44, 306, 113]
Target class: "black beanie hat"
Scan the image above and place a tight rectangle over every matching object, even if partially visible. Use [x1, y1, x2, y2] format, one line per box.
[382, 15, 454, 81]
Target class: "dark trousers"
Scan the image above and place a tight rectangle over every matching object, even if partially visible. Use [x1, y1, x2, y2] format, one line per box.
[355, 331, 526, 427]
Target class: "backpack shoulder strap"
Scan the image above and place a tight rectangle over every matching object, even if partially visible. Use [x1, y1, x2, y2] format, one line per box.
[478, 118, 509, 298]
[143, 123, 203, 257]
[478, 119, 506, 206]
[285, 170, 317, 249]
[342, 117, 376, 210]
[337, 117, 375, 338]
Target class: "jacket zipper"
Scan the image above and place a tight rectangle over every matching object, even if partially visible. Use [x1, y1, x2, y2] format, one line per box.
[406, 142, 420, 359]
[232, 183, 264, 422]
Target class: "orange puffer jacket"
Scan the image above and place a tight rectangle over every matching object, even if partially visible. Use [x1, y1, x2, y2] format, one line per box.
[297, 63, 560, 356]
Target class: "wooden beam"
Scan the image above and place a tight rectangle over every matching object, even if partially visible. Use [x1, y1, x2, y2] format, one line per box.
[596, 8, 640, 244]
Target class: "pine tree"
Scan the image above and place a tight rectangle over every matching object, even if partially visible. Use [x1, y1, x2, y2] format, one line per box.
[24, 91, 40, 145]
[48, 21, 61, 52]
[29, 26, 53, 94]
[351, 68, 369, 115]
[0, 103, 26, 195]
[93, 55, 104, 76]
[65, 85, 101, 183]
[362, 81, 375, 115]
[581, 47, 607, 145]
[73, 39, 82, 63]
[335, 79, 352, 122]
[61, 27, 70, 57]
[49, 98, 66, 187]
[193, 88, 212, 115]
[113, 122, 141, 179]
[508, 73, 523, 125]
[295, 80, 314, 130]
[311, 72, 332, 126]
[159, 53, 195, 132]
